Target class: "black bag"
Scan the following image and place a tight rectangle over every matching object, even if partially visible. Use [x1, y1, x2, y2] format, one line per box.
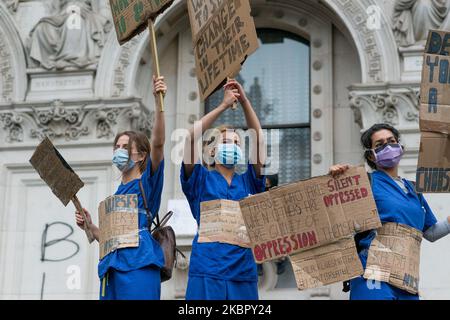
[139, 181, 183, 282]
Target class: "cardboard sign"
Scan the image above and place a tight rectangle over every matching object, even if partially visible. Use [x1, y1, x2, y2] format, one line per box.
[198, 199, 250, 248]
[98, 194, 139, 259]
[29, 137, 84, 206]
[239, 166, 381, 263]
[109, 0, 174, 45]
[290, 237, 363, 290]
[416, 132, 450, 192]
[187, 0, 259, 101]
[417, 30, 450, 192]
[363, 223, 422, 295]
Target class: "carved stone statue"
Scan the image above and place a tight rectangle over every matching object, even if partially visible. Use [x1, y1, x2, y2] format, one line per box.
[393, 0, 450, 47]
[4, 0, 19, 13]
[28, 0, 111, 70]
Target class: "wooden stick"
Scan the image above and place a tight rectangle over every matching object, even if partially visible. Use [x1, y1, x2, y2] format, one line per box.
[148, 19, 164, 112]
[72, 195, 95, 243]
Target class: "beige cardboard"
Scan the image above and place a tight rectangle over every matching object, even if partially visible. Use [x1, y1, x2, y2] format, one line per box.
[416, 132, 450, 192]
[239, 166, 381, 263]
[290, 237, 364, 290]
[109, 0, 174, 45]
[417, 29, 450, 192]
[198, 199, 251, 248]
[363, 223, 422, 295]
[187, 0, 259, 101]
[98, 194, 139, 259]
[29, 137, 84, 206]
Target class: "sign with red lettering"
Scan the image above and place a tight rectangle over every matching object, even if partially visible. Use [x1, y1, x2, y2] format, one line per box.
[187, 0, 259, 101]
[239, 166, 381, 263]
[416, 29, 450, 193]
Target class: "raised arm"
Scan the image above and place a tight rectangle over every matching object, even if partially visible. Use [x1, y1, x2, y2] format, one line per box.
[150, 76, 167, 173]
[225, 79, 265, 177]
[183, 86, 239, 178]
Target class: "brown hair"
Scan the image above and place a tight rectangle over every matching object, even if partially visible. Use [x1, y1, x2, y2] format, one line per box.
[113, 131, 150, 173]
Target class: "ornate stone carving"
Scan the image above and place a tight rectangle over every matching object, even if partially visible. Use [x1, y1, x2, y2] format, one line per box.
[349, 86, 420, 129]
[332, 0, 383, 81]
[5, 0, 19, 13]
[112, 36, 140, 97]
[393, 0, 450, 47]
[0, 99, 154, 143]
[0, 27, 14, 102]
[28, 0, 112, 70]
[0, 112, 24, 142]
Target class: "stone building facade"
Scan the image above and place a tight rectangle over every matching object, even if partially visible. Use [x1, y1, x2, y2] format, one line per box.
[0, 0, 449, 299]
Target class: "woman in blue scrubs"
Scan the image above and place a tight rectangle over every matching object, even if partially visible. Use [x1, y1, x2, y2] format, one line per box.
[330, 123, 450, 300]
[74, 76, 167, 300]
[181, 79, 266, 300]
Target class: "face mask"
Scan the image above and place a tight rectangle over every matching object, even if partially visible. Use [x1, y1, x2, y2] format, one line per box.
[112, 148, 135, 172]
[372, 143, 404, 168]
[215, 143, 242, 168]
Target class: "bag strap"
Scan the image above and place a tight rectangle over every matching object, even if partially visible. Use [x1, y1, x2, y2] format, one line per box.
[139, 180, 160, 230]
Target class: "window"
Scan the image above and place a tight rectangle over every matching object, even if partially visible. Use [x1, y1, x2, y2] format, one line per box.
[204, 29, 311, 185]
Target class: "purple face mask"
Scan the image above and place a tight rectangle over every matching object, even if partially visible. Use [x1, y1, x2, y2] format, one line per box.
[372, 143, 404, 168]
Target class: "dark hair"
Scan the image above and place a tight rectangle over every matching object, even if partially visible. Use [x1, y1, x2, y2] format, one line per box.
[113, 131, 150, 173]
[266, 174, 279, 189]
[361, 123, 400, 169]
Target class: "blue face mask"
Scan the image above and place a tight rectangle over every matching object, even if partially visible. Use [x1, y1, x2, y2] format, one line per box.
[112, 149, 135, 172]
[215, 143, 242, 168]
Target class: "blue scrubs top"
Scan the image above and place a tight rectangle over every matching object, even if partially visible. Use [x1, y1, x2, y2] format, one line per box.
[98, 158, 165, 279]
[358, 170, 438, 267]
[180, 163, 266, 282]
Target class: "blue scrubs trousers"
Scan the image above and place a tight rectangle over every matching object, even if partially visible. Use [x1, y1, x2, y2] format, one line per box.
[186, 276, 258, 300]
[350, 276, 419, 300]
[100, 266, 161, 300]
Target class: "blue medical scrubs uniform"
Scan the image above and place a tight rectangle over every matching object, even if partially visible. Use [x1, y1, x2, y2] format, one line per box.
[181, 163, 265, 300]
[350, 170, 437, 300]
[98, 158, 165, 300]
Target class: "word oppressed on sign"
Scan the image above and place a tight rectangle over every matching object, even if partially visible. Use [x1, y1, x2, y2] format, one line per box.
[187, 0, 259, 100]
[417, 30, 450, 193]
[198, 199, 250, 248]
[239, 166, 381, 263]
[98, 194, 139, 259]
[109, 0, 174, 45]
[364, 223, 422, 295]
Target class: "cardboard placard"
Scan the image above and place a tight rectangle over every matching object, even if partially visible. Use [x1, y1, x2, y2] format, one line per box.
[98, 194, 139, 259]
[363, 223, 422, 295]
[29, 137, 84, 206]
[198, 199, 250, 248]
[109, 0, 174, 45]
[187, 0, 259, 101]
[416, 132, 450, 192]
[290, 237, 364, 290]
[417, 30, 450, 192]
[239, 166, 381, 263]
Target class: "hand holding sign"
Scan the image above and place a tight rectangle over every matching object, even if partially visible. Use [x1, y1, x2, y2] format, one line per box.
[29, 137, 95, 243]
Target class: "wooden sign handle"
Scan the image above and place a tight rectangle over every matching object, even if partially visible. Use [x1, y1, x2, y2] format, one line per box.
[72, 195, 95, 243]
[148, 19, 164, 113]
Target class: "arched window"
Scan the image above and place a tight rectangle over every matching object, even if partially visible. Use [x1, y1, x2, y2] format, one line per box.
[205, 28, 311, 185]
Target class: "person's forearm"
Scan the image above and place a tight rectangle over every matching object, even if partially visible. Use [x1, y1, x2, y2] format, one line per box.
[183, 102, 228, 165]
[423, 219, 450, 242]
[90, 224, 100, 242]
[151, 100, 165, 149]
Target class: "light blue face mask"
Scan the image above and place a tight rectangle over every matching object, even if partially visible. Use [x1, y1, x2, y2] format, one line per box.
[215, 143, 242, 168]
[112, 148, 135, 172]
